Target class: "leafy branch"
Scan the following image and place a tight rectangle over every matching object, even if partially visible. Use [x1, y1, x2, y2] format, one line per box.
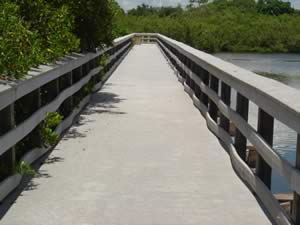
[40, 112, 63, 146]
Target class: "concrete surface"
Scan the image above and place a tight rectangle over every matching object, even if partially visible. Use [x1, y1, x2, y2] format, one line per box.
[0, 45, 272, 225]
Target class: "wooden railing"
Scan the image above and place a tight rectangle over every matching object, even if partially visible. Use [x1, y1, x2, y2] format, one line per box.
[132, 33, 300, 225]
[0, 34, 134, 201]
[1, 32, 299, 224]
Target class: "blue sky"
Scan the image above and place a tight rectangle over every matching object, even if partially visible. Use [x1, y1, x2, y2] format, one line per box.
[116, 0, 300, 10]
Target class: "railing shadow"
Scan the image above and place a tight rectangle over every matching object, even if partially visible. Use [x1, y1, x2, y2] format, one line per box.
[0, 149, 61, 219]
[218, 140, 276, 225]
[82, 90, 127, 116]
[63, 91, 127, 141]
[0, 90, 126, 219]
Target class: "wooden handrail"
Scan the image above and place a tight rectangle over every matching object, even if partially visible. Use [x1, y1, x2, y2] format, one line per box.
[0, 34, 133, 201]
[1, 32, 300, 224]
[153, 33, 300, 225]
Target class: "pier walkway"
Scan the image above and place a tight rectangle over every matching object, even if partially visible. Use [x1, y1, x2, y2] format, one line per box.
[0, 45, 271, 225]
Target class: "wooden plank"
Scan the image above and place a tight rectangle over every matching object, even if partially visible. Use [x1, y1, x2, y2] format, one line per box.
[256, 108, 274, 189]
[208, 74, 219, 122]
[187, 71, 300, 196]
[292, 135, 300, 224]
[220, 82, 231, 132]
[200, 69, 209, 107]
[275, 193, 293, 202]
[0, 35, 132, 112]
[157, 34, 300, 134]
[234, 93, 249, 161]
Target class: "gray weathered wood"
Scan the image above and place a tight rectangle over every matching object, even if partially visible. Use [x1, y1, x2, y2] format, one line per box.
[256, 108, 274, 189]
[156, 34, 300, 134]
[208, 74, 219, 122]
[220, 82, 231, 132]
[293, 135, 300, 225]
[235, 93, 249, 161]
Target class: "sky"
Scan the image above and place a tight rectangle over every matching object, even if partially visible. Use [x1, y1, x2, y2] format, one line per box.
[116, 0, 300, 10]
[116, 0, 189, 10]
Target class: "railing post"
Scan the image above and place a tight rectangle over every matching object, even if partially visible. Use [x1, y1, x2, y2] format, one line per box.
[220, 82, 231, 132]
[34, 88, 42, 148]
[200, 69, 209, 107]
[185, 58, 191, 87]
[190, 61, 195, 91]
[0, 105, 16, 178]
[194, 65, 202, 99]
[183, 56, 188, 81]
[256, 108, 273, 189]
[235, 93, 249, 161]
[208, 74, 219, 122]
[292, 135, 300, 224]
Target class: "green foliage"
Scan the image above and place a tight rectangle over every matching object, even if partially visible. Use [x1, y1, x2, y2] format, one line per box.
[1, 0, 115, 79]
[41, 112, 63, 146]
[257, 0, 294, 15]
[44, 112, 63, 129]
[14, 0, 80, 61]
[83, 82, 94, 94]
[15, 161, 35, 175]
[116, 1, 300, 53]
[49, 0, 115, 51]
[0, 2, 42, 79]
[98, 54, 110, 67]
[128, 4, 183, 17]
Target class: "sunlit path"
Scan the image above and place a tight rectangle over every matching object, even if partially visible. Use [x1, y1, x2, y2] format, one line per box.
[0, 45, 271, 225]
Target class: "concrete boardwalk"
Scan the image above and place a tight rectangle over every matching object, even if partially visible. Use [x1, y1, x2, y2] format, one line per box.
[0, 45, 271, 225]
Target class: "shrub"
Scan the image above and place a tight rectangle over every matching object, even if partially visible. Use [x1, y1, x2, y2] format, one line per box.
[14, 0, 80, 61]
[49, 0, 114, 51]
[15, 161, 35, 175]
[0, 2, 42, 79]
[41, 112, 63, 146]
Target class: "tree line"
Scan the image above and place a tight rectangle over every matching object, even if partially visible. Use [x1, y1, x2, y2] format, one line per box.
[2, 0, 300, 79]
[114, 0, 300, 53]
[0, 0, 116, 79]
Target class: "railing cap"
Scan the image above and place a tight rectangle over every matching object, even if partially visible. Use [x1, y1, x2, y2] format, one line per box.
[0, 35, 132, 112]
[155, 33, 300, 133]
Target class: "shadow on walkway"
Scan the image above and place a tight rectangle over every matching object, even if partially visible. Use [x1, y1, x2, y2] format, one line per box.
[63, 91, 126, 141]
[0, 150, 61, 219]
[0, 89, 126, 220]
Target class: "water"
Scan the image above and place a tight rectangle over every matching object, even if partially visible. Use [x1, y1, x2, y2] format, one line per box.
[215, 53, 300, 194]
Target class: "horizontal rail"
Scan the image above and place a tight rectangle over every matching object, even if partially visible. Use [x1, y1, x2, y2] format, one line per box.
[0, 34, 133, 200]
[157, 38, 300, 193]
[192, 92, 291, 225]
[0, 34, 134, 112]
[0, 41, 131, 156]
[156, 34, 300, 134]
[0, 42, 132, 201]
[154, 33, 300, 225]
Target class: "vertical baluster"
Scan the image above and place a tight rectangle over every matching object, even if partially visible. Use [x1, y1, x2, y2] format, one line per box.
[200, 69, 209, 107]
[65, 72, 73, 115]
[183, 56, 187, 81]
[185, 58, 190, 87]
[220, 82, 231, 132]
[208, 74, 219, 122]
[187, 59, 191, 88]
[256, 108, 273, 189]
[190, 61, 195, 92]
[234, 93, 249, 161]
[178, 54, 182, 76]
[194, 65, 202, 99]
[292, 135, 300, 224]
[0, 105, 16, 178]
[34, 88, 42, 148]
[9, 104, 15, 173]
